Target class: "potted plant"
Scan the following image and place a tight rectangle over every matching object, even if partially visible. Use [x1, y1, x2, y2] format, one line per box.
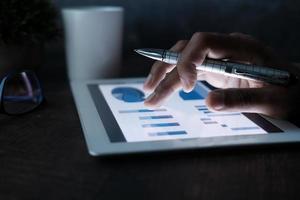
[0, 0, 59, 74]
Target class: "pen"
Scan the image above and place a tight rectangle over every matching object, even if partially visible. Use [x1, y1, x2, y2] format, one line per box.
[134, 48, 295, 85]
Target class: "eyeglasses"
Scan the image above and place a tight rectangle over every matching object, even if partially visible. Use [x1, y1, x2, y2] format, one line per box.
[0, 70, 44, 115]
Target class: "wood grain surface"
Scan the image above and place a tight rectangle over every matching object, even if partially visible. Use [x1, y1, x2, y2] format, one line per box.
[0, 55, 300, 200]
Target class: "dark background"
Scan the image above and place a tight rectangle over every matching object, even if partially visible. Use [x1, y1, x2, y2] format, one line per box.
[1, 1, 300, 199]
[52, 0, 300, 66]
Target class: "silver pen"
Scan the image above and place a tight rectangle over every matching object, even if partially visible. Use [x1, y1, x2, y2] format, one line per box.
[135, 48, 296, 85]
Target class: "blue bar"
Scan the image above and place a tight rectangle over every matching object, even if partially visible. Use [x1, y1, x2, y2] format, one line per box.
[198, 108, 208, 111]
[231, 127, 260, 131]
[208, 113, 241, 117]
[221, 124, 228, 127]
[119, 108, 167, 113]
[204, 111, 213, 114]
[142, 122, 180, 128]
[148, 131, 187, 136]
[200, 118, 211, 121]
[203, 121, 218, 124]
[139, 115, 173, 120]
[195, 105, 207, 109]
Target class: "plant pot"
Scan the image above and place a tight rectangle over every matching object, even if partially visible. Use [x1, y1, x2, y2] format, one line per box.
[0, 44, 44, 76]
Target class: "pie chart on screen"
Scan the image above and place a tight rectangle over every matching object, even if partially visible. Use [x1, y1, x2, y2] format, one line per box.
[179, 84, 204, 100]
[111, 87, 145, 103]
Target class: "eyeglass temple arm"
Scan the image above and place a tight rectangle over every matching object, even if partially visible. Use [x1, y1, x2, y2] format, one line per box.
[1, 73, 36, 103]
[22, 73, 34, 96]
[0, 77, 7, 105]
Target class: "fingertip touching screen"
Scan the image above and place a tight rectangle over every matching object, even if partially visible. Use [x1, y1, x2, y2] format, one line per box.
[88, 81, 282, 143]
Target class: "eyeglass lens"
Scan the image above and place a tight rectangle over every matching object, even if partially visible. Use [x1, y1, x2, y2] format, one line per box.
[2, 71, 43, 115]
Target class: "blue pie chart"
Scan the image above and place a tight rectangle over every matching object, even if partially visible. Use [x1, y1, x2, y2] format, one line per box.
[179, 84, 204, 100]
[111, 87, 145, 103]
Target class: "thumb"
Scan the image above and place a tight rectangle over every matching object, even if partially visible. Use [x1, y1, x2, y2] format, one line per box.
[205, 87, 288, 117]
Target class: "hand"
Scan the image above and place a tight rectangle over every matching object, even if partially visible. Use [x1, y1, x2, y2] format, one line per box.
[143, 32, 300, 121]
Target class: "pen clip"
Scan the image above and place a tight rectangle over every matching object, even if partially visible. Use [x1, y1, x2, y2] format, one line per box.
[232, 69, 288, 85]
[233, 69, 267, 80]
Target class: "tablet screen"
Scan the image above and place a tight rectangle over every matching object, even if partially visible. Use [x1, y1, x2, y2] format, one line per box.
[89, 81, 282, 143]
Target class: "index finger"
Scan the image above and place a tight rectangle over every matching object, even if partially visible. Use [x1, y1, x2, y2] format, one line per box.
[144, 68, 181, 108]
[143, 40, 188, 92]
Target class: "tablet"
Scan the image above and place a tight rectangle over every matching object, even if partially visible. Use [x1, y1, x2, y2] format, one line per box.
[71, 78, 300, 156]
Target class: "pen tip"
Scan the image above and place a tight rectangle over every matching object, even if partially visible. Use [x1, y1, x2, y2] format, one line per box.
[134, 49, 143, 55]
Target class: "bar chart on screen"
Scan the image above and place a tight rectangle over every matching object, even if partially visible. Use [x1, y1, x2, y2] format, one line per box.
[194, 105, 263, 136]
[98, 82, 268, 142]
[118, 105, 187, 139]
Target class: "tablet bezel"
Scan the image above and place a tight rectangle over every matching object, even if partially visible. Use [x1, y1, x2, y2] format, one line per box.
[71, 78, 300, 156]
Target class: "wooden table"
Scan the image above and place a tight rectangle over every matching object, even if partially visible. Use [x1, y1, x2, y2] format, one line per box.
[1, 55, 300, 200]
